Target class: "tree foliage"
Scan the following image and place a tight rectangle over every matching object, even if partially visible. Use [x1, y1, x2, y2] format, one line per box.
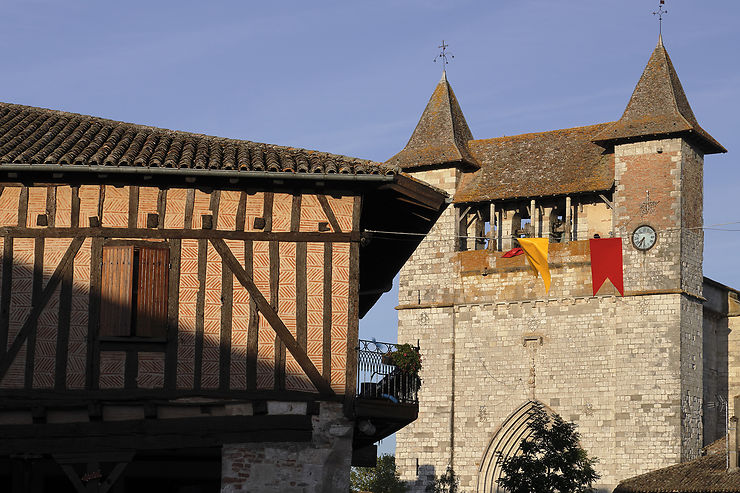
[425, 466, 459, 493]
[497, 406, 600, 493]
[351, 454, 407, 493]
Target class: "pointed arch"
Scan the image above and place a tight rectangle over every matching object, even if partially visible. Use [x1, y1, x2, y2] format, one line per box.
[476, 400, 552, 493]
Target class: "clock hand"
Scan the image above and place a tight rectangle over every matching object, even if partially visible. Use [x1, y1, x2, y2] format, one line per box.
[638, 237, 645, 248]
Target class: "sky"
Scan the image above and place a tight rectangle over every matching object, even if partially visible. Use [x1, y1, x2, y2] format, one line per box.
[3, 0, 739, 455]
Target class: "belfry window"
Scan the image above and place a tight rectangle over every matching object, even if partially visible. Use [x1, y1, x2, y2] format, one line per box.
[99, 243, 169, 338]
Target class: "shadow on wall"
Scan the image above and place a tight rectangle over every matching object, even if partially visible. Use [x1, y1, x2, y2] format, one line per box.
[0, 255, 319, 393]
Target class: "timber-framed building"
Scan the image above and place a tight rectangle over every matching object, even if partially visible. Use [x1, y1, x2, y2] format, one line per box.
[0, 102, 447, 492]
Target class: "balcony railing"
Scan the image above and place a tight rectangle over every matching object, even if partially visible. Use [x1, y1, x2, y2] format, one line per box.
[356, 339, 420, 404]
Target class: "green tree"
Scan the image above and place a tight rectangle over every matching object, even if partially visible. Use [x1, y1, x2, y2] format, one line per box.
[497, 406, 600, 493]
[425, 466, 459, 493]
[351, 454, 407, 493]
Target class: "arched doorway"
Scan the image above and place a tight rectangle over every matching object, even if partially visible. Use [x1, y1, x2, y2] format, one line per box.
[476, 400, 551, 492]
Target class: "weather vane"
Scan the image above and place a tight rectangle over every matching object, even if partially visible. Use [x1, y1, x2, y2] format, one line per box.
[434, 40, 454, 67]
[653, 0, 668, 37]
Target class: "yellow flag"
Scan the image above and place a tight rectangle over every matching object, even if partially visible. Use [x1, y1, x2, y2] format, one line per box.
[517, 238, 551, 293]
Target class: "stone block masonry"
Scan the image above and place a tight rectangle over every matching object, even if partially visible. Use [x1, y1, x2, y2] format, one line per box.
[395, 134, 710, 491]
[221, 402, 353, 492]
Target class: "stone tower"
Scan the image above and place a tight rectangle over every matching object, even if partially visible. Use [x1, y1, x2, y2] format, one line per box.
[389, 39, 727, 492]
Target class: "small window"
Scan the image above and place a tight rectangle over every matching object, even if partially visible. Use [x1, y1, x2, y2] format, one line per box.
[100, 244, 169, 338]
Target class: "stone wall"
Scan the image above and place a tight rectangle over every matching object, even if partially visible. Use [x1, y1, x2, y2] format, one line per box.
[221, 402, 353, 492]
[398, 289, 687, 491]
[396, 136, 712, 492]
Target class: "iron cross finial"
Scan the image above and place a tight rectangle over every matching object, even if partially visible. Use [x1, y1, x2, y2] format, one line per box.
[653, 0, 668, 37]
[434, 40, 454, 67]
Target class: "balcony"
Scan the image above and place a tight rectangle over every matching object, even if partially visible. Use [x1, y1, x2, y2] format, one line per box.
[352, 340, 420, 463]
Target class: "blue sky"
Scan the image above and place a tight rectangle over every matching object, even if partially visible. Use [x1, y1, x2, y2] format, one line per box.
[3, 0, 738, 455]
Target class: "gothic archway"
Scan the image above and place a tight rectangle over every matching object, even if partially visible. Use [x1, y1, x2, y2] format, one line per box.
[476, 400, 551, 492]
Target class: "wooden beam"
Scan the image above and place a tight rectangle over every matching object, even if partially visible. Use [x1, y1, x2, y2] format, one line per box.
[128, 186, 139, 229]
[124, 350, 137, 390]
[71, 186, 80, 228]
[25, 237, 44, 389]
[209, 190, 221, 229]
[0, 237, 84, 380]
[293, 194, 307, 351]
[235, 192, 247, 232]
[184, 189, 195, 229]
[245, 239, 257, 392]
[60, 464, 86, 493]
[156, 189, 167, 229]
[219, 253, 233, 391]
[317, 194, 342, 233]
[193, 238, 207, 390]
[164, 238, 181, 390]
[323, 242, 332, 383]
[0, 236, 13, 358]
[97, 184, 105, 223]
[17, 186, 28, 227]
[344, 195, 362, 414]
[0, 414, 313, 455]
[209, 238, 334, 396]
[99, 461, 129, 493]
[598, 194, 614, 209]
[55, 236, 73, 390]
[262, 192, 284, 391]
[86, 238, 103, 391]
[0, 226, 358, 243]
[0, 388, 337, 404]
[46, 186, 57, 227]
[565, 196, 572, 242]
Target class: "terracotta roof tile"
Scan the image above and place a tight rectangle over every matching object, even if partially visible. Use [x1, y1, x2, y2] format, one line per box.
[0, 101, 395, 176]
[593, 37, 725, 154]
[453, 123, 615, 203]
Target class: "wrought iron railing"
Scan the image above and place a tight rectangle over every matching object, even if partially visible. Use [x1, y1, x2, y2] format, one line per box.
[356, 339, 420, 404]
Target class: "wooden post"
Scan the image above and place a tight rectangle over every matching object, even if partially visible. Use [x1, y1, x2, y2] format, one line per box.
[530, 199, 537, 238]
[489, 203, 496, 251]
[565, 196, 572, 242]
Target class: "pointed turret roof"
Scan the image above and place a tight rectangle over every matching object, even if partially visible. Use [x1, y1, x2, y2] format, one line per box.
[387, 71, 480, 170]
[593, 37, 725, 154]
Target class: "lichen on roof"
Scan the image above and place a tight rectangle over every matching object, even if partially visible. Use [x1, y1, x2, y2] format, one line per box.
[454, 123, 615, 203]
[386, 71, 479, 170]
[592, 37, 725, 154]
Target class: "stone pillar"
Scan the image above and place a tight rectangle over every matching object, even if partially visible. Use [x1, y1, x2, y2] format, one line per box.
[220, 402, 353, 492]
[729, 414, 738, 472]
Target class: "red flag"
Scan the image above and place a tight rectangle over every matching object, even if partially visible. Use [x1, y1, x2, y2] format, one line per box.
[502, 247, 524, 258]
[589, 238, 624, 296]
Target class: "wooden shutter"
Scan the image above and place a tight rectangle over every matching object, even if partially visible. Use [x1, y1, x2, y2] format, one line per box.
[100, 245, 134, 336]
[135, 246, 169, 337]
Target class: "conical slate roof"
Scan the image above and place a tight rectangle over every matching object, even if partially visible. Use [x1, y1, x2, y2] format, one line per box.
[386, 71, 479, 170]
[593, 36, 725, 154]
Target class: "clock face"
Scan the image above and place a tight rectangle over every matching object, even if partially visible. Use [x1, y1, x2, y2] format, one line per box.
[632, 225, 657, 251]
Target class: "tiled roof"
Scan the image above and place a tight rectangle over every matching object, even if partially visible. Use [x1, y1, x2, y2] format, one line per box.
[453, 123, 615, 203]
[0, 102, 395, 175]
[592, 37, 725, 154]
[386, 71, 479, 171]
[614, 438, 740, 492]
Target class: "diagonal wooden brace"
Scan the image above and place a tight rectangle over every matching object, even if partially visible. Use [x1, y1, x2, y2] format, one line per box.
[0, 237, 85, 380]
[317, 195, 342, 233]
[209, 238, 335, 396]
